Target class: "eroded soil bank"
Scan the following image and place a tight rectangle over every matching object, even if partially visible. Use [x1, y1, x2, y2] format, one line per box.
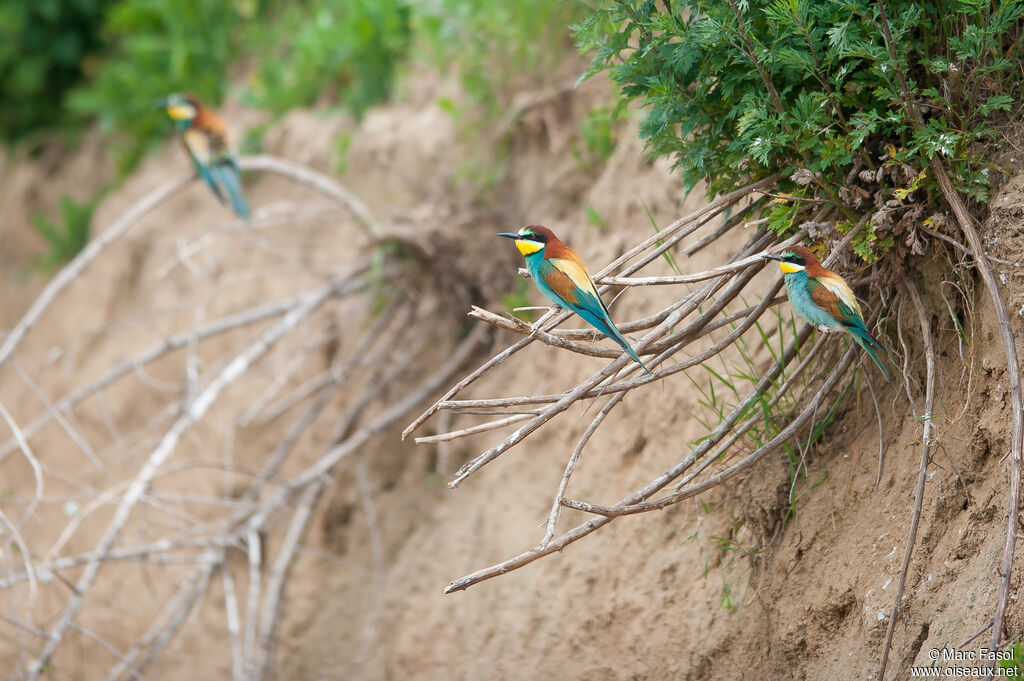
[2, 71, 1023, 680]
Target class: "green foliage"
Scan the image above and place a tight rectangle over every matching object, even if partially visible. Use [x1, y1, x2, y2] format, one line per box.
[244, 0, 411, 116]
[65, 0, 242, 171]
[851, 222, 895, 263]
[575, 0, 1024, 252]
[584, 205, 607, 232]
[0, 0, 110, 142]
[709, 529, 759, 613]
[643, 202, 682, 274]
[31, 190, 106, 271]
[501, 278, 535, 322]
[414, 0, 586, 120]
[9, 0, 588, 180]
[689, 507, 762, 614]
[333, 130, 354, 174]
[571, 105, 619, 171]
[1000, 640, 1024, 675]
[25, 0, 411, 171]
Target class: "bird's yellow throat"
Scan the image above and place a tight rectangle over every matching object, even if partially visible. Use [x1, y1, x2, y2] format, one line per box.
[779, 262, 804, 274]
[516, 240, 544, 256]
[165, 104, 196, 121]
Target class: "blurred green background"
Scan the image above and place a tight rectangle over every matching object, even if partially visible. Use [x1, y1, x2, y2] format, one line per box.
[0, 0, 586, 172]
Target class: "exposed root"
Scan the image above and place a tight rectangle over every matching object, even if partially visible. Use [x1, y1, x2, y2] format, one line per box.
[0, 154, 484, 679]
[878, 277, 937, 679]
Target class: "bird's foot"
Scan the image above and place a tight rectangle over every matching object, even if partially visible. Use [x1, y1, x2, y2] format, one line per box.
[816, 324, 832, 334]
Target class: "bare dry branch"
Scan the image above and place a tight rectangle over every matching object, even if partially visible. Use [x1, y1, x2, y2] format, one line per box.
[238, 155, 380, 238]
[403, 175, 784, 440]
[414, 414, 533, 444]
[29, 278, 342, 678]
[0, 173, 194, 372]
[444, 315, 827, 593]
[871, 6, 1022, 662]
[0, 401, 43, 524]
[879, 277, 937, 679]
[541, 392, 626, 547]
[253, 481, 324, 681]
[931, 161, 1023, 662]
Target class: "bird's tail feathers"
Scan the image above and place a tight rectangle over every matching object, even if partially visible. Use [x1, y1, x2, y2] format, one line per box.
[587, 313, 652, 376]
[847, 325, 891, 380]
[212, 161, 251, 219]
[197, 165, 224, 202]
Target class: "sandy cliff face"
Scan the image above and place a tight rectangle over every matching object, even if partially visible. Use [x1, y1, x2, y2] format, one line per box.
[1, 70, 1022, 681]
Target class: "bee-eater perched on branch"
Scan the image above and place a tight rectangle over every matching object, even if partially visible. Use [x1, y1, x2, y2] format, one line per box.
[763, 245, 890, 380]
[498, 225, 651, 374]
[159, 93, 250, 218]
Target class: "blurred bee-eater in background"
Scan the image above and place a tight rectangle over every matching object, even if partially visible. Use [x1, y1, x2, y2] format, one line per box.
[763, 245, 890, 379]
[160, 93, 250, 218]
[498, 225, 651, 374]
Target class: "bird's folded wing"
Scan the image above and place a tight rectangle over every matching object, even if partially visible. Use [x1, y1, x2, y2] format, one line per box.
[183, 128, 213, 165]
[546, 256, 605, 309]
[194, 107, 231, 151]
[809, 276, 864, 324]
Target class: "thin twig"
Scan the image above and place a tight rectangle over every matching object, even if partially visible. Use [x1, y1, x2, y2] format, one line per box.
[253, 480, 324, 681]
[879, 276, 937, 679]
[447, 230, 781, 488]
[238, 155, 380, 238]
[0, 401, 43, 524]
[562, 349, 855, 517]
[29, 278, 341, 678]
[414, 414, 533, 444]
[103, 559, 215, 681]
[866, 372, 887, 488]
[933, 162, 1023, 662]
[541, 392, 625, 547]
[403, 175, 784, 439]
[873, 2, 1023, 661]
[445, 327, 824, 593]
[0, 270, 380, 464]
[242, 531, 262, 676]
[0, 173, 194, 371]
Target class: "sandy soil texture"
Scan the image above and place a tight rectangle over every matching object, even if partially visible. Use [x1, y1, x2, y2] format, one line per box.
[1, 69, 1022, 681]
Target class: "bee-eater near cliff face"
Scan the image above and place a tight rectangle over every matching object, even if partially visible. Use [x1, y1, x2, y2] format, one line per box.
[498, 225, 651, 374]
[160, 93, 250, 218]
[762, 246, 890, 379]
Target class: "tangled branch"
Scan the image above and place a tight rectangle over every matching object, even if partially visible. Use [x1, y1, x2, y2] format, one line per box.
[0, 154, 483, 680]
[401, 175, 886, 593]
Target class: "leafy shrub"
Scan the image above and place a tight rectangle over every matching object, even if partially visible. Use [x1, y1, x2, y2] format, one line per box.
[414, 0, 587, 118]
[31, 190, 106, 271]
[575, 0, 1024, 247]
[0, 0, 109, 142]
[245, 0, 411, 116]
[9, 0, 588, 178]
[65, 0, 242, 172]
[572, 105, 620, 170]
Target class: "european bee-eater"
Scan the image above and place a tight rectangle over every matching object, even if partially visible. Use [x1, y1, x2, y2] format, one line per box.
[762, 246, 890, 379]
[160, 93, 250, 218]
[498, 225, 651, 374]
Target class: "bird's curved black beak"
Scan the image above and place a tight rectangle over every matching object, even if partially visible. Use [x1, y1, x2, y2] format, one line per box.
[497, 232, 519, 240]
[761, 253, 784, 262]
